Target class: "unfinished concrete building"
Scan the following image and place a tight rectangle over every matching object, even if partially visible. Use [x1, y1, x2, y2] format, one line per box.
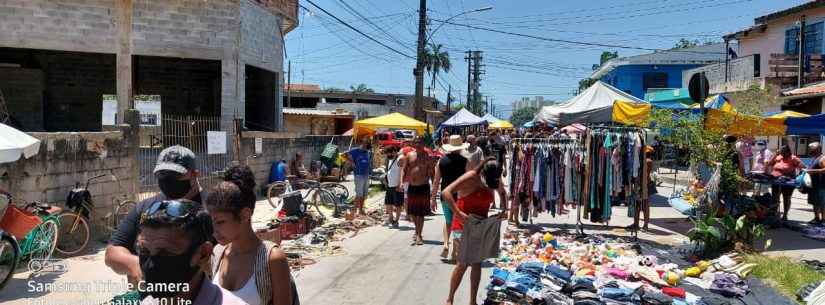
[0, 0, 297, 132]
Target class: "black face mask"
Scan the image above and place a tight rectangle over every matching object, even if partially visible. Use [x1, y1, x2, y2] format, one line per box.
[158, 174, 192, 199]
[139, 244, 200, 299]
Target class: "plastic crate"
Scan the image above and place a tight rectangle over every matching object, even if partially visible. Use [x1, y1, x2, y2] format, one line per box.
[0, 205, 43, 240]
[279, 218, 307, 240]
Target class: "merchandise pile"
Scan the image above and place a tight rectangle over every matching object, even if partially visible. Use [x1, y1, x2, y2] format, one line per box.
[484, 229, 762, 305]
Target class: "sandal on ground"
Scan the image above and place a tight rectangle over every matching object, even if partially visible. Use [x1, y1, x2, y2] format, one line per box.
[440, 248, 449, 258]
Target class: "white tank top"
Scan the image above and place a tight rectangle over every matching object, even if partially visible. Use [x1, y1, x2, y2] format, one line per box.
[213, 265, 261, 305]
[387, 155, 402, 187]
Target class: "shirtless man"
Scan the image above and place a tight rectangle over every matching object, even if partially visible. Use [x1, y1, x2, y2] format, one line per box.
[399, 136, 436, 245]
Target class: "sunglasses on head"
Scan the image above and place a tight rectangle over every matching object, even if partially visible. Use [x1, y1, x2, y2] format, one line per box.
[141, 199, 196, 224]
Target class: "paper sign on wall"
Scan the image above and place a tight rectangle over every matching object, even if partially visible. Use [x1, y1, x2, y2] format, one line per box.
[207, 131, 227, 155]
[255, 138, 263, 154]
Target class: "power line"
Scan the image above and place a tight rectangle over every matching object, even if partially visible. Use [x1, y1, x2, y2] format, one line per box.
[335, 0, 415, 52]
[302, 0, 415, 59]
[429, 18, 727, 54]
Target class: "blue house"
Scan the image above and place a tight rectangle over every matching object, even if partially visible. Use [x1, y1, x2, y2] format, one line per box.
[590, 43, 727, 99]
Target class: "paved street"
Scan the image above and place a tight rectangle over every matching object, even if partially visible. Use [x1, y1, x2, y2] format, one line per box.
[2, 178, 824, 305]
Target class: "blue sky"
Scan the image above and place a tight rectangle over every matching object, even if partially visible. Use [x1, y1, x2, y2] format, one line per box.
[285, 0, 806, 119]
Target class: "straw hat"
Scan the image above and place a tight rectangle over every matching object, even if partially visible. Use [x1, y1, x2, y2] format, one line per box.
[441, 135, 469, 152]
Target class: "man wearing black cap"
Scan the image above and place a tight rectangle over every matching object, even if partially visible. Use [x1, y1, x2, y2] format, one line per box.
[105, 145, 207, 285]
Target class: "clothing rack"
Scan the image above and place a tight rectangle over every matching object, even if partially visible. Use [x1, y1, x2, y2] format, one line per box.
[510, 137, 585, 235]
[582, 126, 647, 241]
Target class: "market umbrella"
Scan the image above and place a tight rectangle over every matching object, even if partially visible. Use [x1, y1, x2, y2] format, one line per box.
[0, 123, 40, 163]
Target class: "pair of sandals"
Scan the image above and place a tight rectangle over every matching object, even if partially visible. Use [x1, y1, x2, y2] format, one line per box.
[709, 253, 756, 278]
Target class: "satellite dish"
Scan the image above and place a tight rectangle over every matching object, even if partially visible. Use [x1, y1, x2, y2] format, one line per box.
[688, 72, 710, 103]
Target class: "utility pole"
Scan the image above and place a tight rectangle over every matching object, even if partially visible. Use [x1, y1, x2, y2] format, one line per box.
[466, 50, 473, 113]
[798, 15, 807, 89]
[286, 60, 292, 108]
[470, 51, 484, 115]
[446, 84, 452, 113]
[413, 0, 427, 120]
[427, 86, 432, 98]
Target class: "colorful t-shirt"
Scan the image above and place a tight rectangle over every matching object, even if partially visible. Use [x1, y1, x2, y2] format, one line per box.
[771, 154, 802, 178]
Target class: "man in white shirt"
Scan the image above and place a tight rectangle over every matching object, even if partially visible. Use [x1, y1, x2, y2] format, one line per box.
[462, 135, 484, 170]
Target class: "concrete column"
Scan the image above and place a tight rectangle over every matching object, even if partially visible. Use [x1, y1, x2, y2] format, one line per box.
[122, 109, 140, 199]
[116, 0, 133, 124]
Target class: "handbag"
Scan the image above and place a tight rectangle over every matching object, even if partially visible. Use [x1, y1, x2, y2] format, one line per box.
[797, 172, 812, 194]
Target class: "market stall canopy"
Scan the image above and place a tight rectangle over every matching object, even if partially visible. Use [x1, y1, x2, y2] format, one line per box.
[522, 121, 535, 128]
[0, 123, 41, 163]
[644, 88, 692, 109]
[767, 110, 809, 119]
[481, 113, 503, 124]
[489, 120, 514, 129]
[689, 95, 733, 112]
[785, 113, 825, 135]
[705, 109, 786, 136]
[352, 112, 430, 137]
[534, 81, 644, 126]
[612, 100, 653, 126]
[442, 108, 488, 127]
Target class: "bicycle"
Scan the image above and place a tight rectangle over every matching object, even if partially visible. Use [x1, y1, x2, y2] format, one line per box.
[0, 193, 60, 290]
[102, 175, 137, 234]
[55, 173, 133, 256]
[266, 179, 343, 218]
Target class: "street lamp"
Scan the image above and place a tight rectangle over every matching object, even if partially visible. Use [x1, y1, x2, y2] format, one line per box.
[427, 6, 493, 44]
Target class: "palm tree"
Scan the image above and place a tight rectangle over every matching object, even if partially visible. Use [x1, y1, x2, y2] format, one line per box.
[424, 43, 451, 98]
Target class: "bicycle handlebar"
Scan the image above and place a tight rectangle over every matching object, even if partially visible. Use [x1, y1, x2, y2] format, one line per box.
[84, 174, 109, 189]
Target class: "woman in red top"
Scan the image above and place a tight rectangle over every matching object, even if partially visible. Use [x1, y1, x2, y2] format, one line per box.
[768, 145, 805, 221]
[442, 157, 507, 305]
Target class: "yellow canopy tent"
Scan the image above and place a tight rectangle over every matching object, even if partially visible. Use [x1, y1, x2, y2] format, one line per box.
[489, 120, 514, 129]
[768, 110, 809, 119]
[352, 112, 431, 137]
[612, 100, 652, 126]
[705, 109, 786, 136]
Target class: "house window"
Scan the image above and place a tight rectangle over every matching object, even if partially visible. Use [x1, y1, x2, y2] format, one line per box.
[642, 72, 668, 91]
[784, 22, 823, 55]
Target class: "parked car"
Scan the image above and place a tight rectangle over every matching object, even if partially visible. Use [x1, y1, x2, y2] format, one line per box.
[396, 129, 416, 139]
[375, 131, 404, 148]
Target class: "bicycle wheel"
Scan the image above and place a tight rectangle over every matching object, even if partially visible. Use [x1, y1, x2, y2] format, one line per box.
[321, 183, 350, 205]
[0, 233, 19, 290]
[308, 189, 334, 217]
[266, 182, 289, 210]
[55, 213, 90, 256]
[29, 219, 58, 261]
[115, 201, 136, 228]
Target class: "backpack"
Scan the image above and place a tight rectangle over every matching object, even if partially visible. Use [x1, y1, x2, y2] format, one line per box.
[212, 240, 300, 305]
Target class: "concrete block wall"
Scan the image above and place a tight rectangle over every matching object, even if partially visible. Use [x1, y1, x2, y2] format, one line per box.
[40, 52, 116, 131]
[0, 0, 117, 54]
[132, 0, 239, 59]
[0, 67, 45, 131]
[240, 0, 283, 73]
[135, 56, 221, 116]
[0, 131, 138, 238]
[238, 135, 352, 193]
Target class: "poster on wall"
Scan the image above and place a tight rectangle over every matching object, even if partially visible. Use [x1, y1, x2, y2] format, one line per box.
[255, 138, 263, 154]
[207, 131, 227, 155]
[101, 95, 162, 126]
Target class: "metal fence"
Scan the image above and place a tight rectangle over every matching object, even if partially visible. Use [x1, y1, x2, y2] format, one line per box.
[137, 114, 233, 202]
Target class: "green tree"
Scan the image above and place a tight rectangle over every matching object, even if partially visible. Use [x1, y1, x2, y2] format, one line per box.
[424, 43, 451, 97]
[579, 78, 597, 92]
[349, 84, 374, 93]
[725, 85, 779, 116]
[510, 106, 539, 128]
[674, 38, 700, 49]
[600, 51, 618, 65]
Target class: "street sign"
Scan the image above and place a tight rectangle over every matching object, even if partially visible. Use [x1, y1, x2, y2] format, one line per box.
[688, 72, 709, 103]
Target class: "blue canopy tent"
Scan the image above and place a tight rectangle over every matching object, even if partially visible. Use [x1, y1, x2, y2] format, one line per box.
[785, 114, 825, 135]
[522, 121, 535, 128]
[437, 108, 488, 139]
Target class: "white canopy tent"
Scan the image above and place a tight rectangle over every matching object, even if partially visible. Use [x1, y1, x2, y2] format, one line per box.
[534, 81, 644, 126]
[0, 123, 40, 163]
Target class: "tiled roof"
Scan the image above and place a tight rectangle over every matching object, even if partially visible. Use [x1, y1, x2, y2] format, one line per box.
[283, 84, 321, 91]
[282, 108, 354, 117]
[782, 82, 825, 97]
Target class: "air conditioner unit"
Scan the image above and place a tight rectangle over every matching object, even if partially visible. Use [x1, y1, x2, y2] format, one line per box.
[395, 98, 404, 106]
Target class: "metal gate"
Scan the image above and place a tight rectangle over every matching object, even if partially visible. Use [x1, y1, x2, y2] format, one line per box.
[137, 114, 233, 202]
